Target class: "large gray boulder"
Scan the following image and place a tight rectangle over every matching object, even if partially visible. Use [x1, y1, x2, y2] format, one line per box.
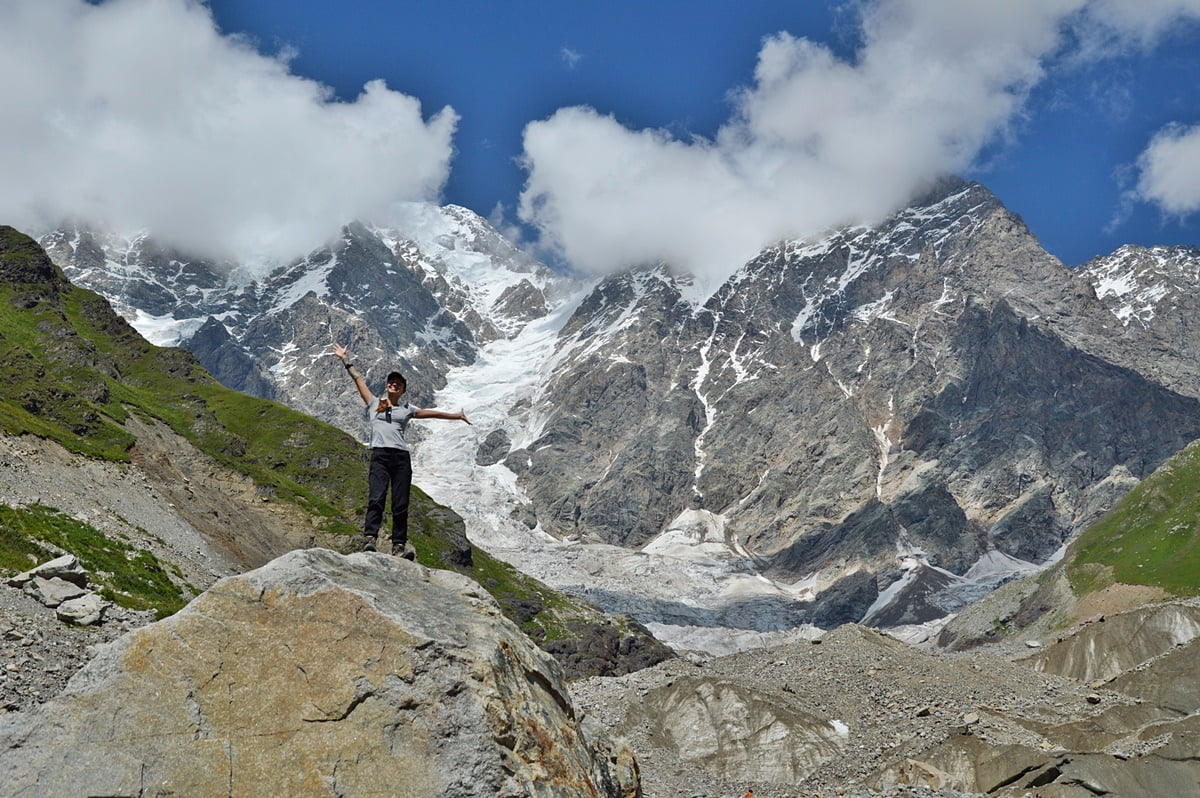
[0, 549, 639, 798]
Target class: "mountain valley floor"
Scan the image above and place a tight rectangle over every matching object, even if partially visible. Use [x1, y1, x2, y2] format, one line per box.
[7, 566, 1190, 797]
[569, 625, 1118, 797]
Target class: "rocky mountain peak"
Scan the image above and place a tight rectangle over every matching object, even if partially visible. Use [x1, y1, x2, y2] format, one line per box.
[1081, 243, 1200, 328]
[557, 263, 694, 343]
[375, 204, 575, 343]
[482, 177, 1200, 642]
[0, 226, 69, 290]
[35, 182, 1200, 651]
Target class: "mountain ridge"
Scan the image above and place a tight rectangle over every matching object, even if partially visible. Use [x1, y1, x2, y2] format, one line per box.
[37, 182, 1200, 649]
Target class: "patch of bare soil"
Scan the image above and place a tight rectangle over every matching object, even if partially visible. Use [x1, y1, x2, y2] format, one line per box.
[1070, 582, 1170, 623]
[123, 414, 351, 569]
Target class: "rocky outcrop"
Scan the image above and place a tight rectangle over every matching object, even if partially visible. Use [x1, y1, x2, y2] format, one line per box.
[0, 549, 640, 798]
[6, 555, 109, 627]
[1, 226, 71, 289]
[512, 267, 708, 548]
[186, 316, 276, 399]
[476, 427, 512, 466]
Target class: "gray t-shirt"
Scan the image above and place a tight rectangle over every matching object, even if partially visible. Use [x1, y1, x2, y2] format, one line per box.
[367, 395, 416, 450]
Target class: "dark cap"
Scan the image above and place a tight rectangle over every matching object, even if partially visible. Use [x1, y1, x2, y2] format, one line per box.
[386, 371, 406, 386]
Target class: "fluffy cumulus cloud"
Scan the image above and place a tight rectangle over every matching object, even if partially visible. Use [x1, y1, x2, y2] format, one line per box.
[1119, 0, 1200, 217]
[0, 0, 456, 262]
[519, 0, 1200, 284]
[1136, 124, 1200, 215]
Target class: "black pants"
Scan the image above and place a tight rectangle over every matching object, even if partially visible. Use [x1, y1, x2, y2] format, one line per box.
[365, 447, 412, 544]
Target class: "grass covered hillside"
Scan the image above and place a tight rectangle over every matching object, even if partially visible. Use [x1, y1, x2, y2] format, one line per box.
[0, 226, 377, 546]
[1066, 437, 1200, 599]
[0, 226, 672, 674]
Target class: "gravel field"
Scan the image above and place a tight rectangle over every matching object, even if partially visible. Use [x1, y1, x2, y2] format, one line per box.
[0, 584, 154, 715]
[568, 624, 1124, 798]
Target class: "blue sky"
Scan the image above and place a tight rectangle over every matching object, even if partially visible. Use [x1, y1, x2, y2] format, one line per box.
[4, 1, 1200, 281]
[203, 1, 853, 233]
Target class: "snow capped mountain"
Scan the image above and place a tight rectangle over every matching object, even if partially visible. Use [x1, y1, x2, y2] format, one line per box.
[42, 206, 578, 431]
[434, 178, 1200, 647]
[375, 203, 572, 340]
[39, 184, 1200, 654]
[38, 228, 238, 347]
[1083, 244, 1200, 328]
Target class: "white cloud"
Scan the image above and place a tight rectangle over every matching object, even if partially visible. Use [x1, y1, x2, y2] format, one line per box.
[1110, 1, 1200, 218]
[518, 0, 1200, 286]
[1085, 0, 1200, 46]
[561, 47, 583, 69]
[0, 0, 456, 263]
[1136, 123, 1200, 215]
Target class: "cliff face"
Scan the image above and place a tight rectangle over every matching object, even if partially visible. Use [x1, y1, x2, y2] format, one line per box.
[0, 549, 640, 798]
[497, 181, 1200, 631]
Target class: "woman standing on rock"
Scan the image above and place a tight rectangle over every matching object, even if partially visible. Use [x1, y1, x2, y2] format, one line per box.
[331, 343, 470, 558]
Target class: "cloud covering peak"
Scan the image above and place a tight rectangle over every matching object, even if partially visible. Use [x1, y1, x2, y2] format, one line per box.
[518, 0, 1200, 286]
[2, 0, 1198, 277]
[0, 0, 455, 262]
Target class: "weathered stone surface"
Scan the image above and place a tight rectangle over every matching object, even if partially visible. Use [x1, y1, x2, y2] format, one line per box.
[1107, 636, 1200, 713]
[7, 553, 88, 589]
[0, 226, 70, 288]
[186, 316, 276, 400]
[808, 569, 878, 628]
[1078, 244, 1200, 399]
[1022, 603, 1200, 682]
[492, 278, 549, 325]
[54, 593, 106, 626]
[631, 676, 845, 784]
[542, 617, 675, 679]
[869, 601, 1200, 796]
[476, 427, 512, 466]
[873, 732, 1200, 797]
[872, 737, 1048, 794]
[0, 549, 639, 798]
[23, 576, 86, 608]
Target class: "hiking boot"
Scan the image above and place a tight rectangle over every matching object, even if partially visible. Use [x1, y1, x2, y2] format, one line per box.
[361, 536, 378, 553]
[392, 541, 416, 561]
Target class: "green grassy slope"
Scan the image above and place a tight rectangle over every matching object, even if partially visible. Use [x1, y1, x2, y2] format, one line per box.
[1066, 438, 1200, 598]
[0, 226, 369, 535]
[0, 503, 191, 617]
[0, 227, 673, 672]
